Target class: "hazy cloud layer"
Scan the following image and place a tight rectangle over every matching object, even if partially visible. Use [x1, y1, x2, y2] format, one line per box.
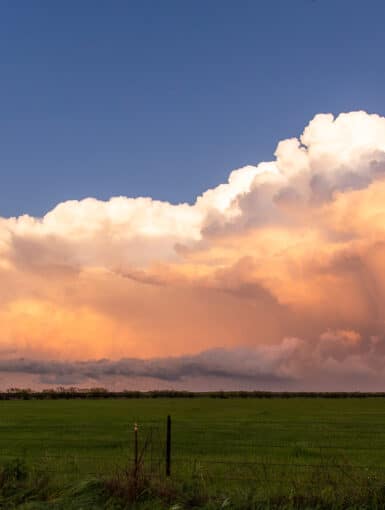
[1, 330, 385, 390]
[2, 111, 385, 388]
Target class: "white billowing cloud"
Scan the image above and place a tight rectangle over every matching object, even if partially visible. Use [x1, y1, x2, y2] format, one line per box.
[0, 165, 272, 269]
[274, 112, 385, 181]
[253, 111, 385, 218]
[196, 162, 279, 214]
[3, 110, 385, 271]
[301, 112, 385, 160]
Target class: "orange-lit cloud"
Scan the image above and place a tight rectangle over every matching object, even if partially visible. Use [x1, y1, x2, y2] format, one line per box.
[2, 110, 385, 389]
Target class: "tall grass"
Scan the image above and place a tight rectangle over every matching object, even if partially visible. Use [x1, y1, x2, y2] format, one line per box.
[2, 457, 385, 509]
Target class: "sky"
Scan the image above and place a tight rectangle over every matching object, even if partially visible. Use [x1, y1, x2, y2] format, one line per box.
[1, 0, 385, 217]
[1, 1, 385, 390]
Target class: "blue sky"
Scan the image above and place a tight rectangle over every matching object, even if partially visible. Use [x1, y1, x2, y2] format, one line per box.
[1, 0, 384, 217]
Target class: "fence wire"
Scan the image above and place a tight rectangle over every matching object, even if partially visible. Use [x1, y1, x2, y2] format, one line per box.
[2, 415, 385, 491]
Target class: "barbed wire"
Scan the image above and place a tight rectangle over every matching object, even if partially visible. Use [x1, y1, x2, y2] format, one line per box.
[1, 418, 385, 485]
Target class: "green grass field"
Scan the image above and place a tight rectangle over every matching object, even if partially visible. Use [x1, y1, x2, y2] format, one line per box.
[1, 397, 385, 508]
[1, 398, 385, 479]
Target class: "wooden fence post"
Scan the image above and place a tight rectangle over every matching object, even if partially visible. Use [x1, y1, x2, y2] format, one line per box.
[134, 422, 138, 476]
[166, 415, 171, 477]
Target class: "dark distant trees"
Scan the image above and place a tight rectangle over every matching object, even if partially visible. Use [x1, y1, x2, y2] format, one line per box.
[0, 388, 384, 400]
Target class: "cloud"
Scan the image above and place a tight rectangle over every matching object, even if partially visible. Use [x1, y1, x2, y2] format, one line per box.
[2, 110, 385, 388]
[0, 345, 293, 384]
[1, 331, 385, 390]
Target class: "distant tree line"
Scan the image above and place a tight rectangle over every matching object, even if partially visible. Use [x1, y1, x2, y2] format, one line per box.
[1, 388, 385, 400]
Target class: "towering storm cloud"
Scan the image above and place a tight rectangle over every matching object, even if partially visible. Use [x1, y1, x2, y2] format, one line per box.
[2, 110, 385, 389]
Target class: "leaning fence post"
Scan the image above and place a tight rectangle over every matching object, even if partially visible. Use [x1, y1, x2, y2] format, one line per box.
[134, 422, 138, 476]
[166, 415, 171, 477]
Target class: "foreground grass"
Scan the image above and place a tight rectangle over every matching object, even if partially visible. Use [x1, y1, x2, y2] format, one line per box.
[3, 458, 385, 510]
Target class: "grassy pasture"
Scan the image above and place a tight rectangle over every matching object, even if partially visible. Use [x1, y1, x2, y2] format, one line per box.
[1, 396, 385, 492]
[0, 397, 385, 508]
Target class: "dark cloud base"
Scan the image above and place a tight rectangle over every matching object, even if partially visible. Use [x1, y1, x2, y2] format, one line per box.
[0, 348, 289, 387]
[0, 339, 385, 391]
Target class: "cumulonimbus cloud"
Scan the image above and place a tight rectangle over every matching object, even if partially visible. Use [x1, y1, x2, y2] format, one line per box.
[2, 110, 385, 389]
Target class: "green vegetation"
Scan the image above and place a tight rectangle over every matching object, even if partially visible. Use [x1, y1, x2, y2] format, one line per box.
[1, 397, 385, 508]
